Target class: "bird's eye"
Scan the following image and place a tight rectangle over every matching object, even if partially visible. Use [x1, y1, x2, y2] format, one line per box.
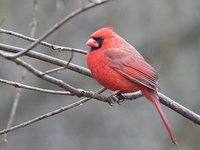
[100, 37, 104, 41]
[92, 37, 104, 42]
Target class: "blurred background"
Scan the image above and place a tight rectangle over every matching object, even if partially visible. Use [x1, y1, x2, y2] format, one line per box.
[0, 0, 200, 149]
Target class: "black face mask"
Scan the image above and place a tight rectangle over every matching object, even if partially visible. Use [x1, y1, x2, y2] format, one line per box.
[90, 37, 104, 52]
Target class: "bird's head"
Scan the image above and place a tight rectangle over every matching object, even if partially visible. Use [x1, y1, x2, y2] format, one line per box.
[86, 27, 115, 52]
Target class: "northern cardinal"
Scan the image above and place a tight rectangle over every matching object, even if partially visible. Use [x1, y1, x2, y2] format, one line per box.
[86, 27, 178, 145]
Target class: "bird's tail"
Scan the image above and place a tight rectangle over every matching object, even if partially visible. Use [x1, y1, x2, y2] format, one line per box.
[141, 88, 179, 145]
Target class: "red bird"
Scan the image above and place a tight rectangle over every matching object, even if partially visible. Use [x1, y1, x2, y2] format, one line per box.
[86, 27, 178, 145]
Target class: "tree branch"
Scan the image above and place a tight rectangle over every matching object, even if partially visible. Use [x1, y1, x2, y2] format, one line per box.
[41, 51, 74, 75]
[0, 92, 20, 148]
[0, 43, 91, 77]
[0, 78, 74, 95]
[2, 0, 112, 59]
[0, 28, 87, 54]
[0, 1, 39, 149]
[0, 52, 109, 102]
[0, 88, 107, 135]
[158, 92, 200, 125]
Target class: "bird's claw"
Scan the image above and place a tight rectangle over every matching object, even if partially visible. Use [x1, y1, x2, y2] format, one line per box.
[107, 91, 125, 106]
[116, 98, 124, 105]
[107, 96, 117, 106]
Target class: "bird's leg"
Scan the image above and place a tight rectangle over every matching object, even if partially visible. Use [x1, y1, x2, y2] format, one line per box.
[108, 91, 126, 105]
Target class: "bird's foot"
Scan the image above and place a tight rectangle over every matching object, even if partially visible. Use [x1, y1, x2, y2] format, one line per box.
[107, 91, 125, 106]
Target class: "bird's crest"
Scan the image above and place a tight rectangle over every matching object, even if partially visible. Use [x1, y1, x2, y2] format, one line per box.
[91, 27, 115, 39]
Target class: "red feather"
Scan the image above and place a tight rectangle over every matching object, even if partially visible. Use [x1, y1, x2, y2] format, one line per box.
[104, 47, 158, 90]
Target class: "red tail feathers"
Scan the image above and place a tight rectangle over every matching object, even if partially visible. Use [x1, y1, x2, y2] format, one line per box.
[141, 88, 178, 145]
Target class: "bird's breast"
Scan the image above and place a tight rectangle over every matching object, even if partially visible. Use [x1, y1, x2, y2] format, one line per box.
[86, 51, 139, 93]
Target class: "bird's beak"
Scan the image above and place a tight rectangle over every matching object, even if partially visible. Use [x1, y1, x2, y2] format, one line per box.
[86, 38, 99, 48]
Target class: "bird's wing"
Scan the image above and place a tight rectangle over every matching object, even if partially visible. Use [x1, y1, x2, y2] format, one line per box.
[104, 47, 158, 90]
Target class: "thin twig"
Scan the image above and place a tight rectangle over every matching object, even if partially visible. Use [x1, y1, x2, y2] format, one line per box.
[0, 91, 20, 149]
[0, 92, 20, 149]
[0, 43, 91, 77]
[0, 52, 110, 101]
[125, 91, 200, 125]
[0, 78, 74, 95]
[0, 28, 87, 54]
[0, 87, 107, 135]
[2, 0, 112, 59]
[158, 92, 200, 125]
[0, 1, 38, 149]
[29, 0, 38, 38]
[42, 51, 74, 75]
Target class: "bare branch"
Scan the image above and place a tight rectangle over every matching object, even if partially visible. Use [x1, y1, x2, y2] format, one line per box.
[124, 91, 200, 125]
[0, 92, 20, 149]
[29, 0, 38, 38]
[0, 1, 39, 149]
[2, 0, 112, 59]
[0, 52, 109, 102]
[0, 43, 91, 77]
[123, 91, 200, 124]
[0, 87, 20, 148]
[0, 87, 107, 135]
[42, 51, 74, 75]
[0, 78, 73, 95]
[0, 28, 87, 54]
[158, 92, 200, 125]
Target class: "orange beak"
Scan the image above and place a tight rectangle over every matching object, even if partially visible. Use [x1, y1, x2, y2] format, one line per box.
[86, 38, 99, 48]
